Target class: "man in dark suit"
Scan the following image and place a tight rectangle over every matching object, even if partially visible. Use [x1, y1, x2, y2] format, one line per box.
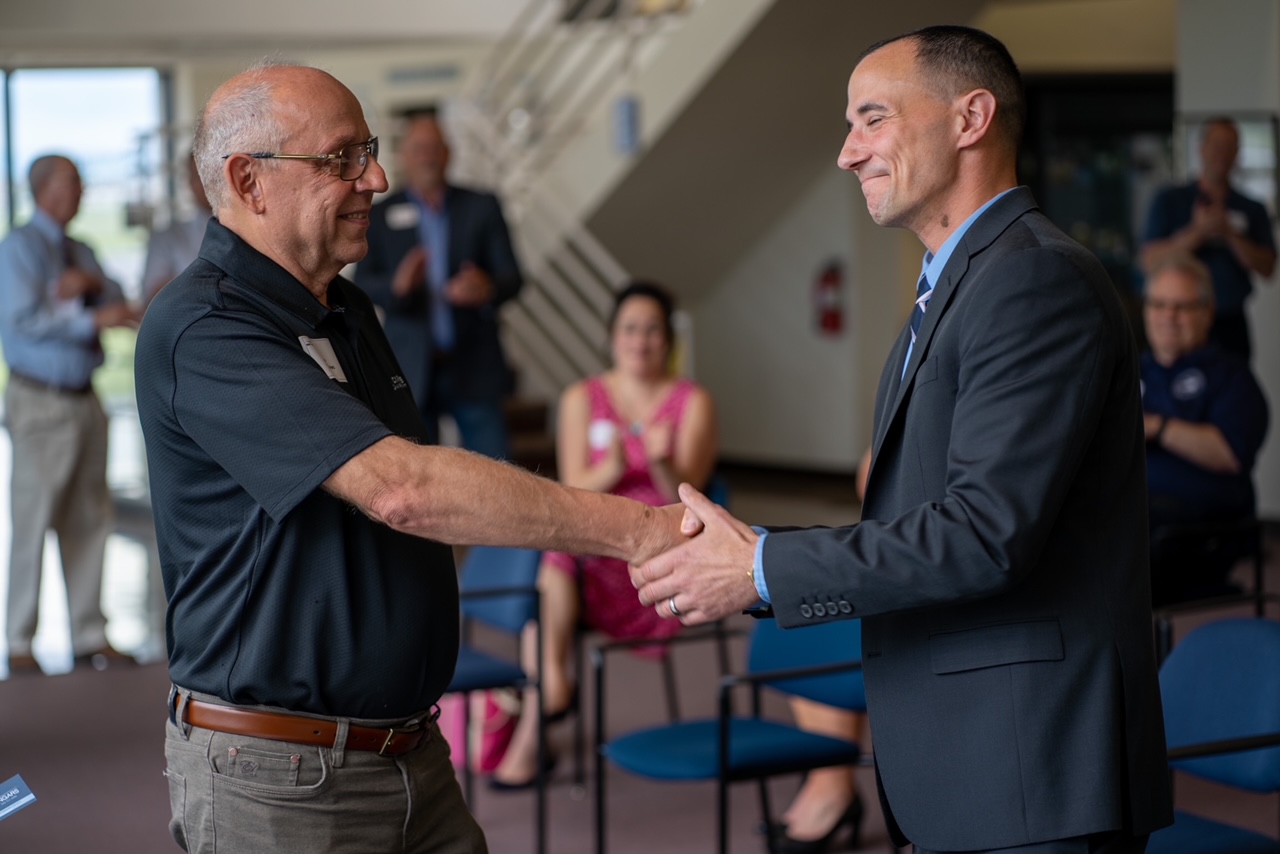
[355, 110, 522, 458]
[633, 26, 1173, 853]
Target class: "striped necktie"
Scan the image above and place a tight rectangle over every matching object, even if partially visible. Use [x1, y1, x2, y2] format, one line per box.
[909, 272, 933, 345]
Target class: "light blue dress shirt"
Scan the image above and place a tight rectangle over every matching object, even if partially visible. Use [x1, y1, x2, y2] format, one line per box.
[0, 208, 125, 388]
[410, 191, 454, 353]
[752, 188, 1015, 603]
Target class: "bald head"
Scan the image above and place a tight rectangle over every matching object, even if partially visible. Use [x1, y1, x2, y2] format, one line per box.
[193, 63, 349, 213]
[28, 154, 82, 226]
[191, 62, 388, 296]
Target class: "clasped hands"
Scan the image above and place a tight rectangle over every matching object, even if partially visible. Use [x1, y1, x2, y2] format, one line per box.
[629, 483, 762, 625]
[391, 248, 494, 307]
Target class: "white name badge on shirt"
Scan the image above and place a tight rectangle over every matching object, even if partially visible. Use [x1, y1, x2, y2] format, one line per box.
[299, 336, 348, 382]
[1228, 209, 1248, 235]
[386, 203, 421, 230]
[588, 419, 617, 450]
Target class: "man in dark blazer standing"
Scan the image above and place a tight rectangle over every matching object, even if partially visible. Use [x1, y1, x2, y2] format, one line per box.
[633, 26, 1173, 853]
[355, 110, 522, 458]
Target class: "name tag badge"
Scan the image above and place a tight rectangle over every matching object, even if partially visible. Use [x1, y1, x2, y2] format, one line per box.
[588, 419, 617, 450]
[1228, 209, 1248, 235]
[299, 337, 348, 383]
[386, 203, 420, 231]
[0, 775, 36, 821]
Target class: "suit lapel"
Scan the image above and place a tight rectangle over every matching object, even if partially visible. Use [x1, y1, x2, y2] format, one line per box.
[871, 187, 1039, 455]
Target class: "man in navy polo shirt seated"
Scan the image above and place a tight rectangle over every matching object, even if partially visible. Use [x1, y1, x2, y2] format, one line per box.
[134, 62, 691, 854]
[1141, 253, 1269, 605]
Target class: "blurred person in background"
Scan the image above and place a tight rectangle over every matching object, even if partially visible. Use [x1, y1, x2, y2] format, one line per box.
[355, 109, 522, 459]
[1141, 253, 1268, 605]
[1141, 116, 1275, 361]
[140, 151, 213, 308]
[489, 282, 717, 790]
[0, 153, 139, 676]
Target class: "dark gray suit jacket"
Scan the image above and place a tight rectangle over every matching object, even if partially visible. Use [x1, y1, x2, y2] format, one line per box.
[354, 186, 522, 407]
[762, 188, 1173, 849]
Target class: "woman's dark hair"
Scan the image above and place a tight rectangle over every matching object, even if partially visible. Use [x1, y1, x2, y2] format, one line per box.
[607, 281, 675, 345]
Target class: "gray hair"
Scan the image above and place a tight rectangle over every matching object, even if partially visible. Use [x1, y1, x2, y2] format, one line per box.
[1147, 253, 1215, 306]
[28, 154, 74, 199]
[192, 59, 295, 212]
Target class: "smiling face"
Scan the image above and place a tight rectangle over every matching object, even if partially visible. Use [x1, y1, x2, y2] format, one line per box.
[1144, 267, 1214, 366]
[253, 69, 389, 290]
[610, 295, 671, 380]
[837, 39, 962, 245]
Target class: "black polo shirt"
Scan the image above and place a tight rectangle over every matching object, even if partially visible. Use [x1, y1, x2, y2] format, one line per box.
[135, 218, 458, 719]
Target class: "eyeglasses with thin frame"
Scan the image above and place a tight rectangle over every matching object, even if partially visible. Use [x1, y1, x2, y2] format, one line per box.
[222, 137, 379, 181]
[1144, 297, 1210, 314]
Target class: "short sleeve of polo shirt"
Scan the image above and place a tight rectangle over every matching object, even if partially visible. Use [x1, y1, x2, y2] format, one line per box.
[1241, 195, 1276, 251]
[170, 307, 393, 522]
[1208, 364, 1270, 471]
[1142, 187, 1180, 243]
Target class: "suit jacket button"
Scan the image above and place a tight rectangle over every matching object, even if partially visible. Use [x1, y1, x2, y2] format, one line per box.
[799, 604, 813, 619]
[838, 600, 852, 614]
[813, 603, 827, 617]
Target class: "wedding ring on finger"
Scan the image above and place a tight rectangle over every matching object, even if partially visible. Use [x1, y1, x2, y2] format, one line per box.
[668, 597, 682, 617]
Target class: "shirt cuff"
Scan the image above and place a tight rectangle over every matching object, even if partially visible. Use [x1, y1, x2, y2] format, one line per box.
[752, 526, 771, 603]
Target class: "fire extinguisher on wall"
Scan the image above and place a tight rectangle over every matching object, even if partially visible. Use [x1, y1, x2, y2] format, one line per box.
[814, 260, 844, 336]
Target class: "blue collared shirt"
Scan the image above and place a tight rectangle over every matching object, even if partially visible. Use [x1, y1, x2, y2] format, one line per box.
[0, 208, 124, 387]
[410, 190, 454, 352]
[752, 188, 1015, 602]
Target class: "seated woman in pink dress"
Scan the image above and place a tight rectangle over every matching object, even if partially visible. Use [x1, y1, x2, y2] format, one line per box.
[490, 281, 717, 789]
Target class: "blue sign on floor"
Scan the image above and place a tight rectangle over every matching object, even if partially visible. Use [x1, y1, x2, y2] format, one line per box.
[0, 775, 35, 820]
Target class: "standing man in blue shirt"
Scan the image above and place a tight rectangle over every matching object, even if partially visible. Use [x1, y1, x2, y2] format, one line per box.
[356, 109, 522, 459]
[1141, 117, 1276, 361]
[0, 154, 139, 676]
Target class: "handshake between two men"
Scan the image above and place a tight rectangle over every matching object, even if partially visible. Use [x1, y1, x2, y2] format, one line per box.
[631, 482, 764, 626]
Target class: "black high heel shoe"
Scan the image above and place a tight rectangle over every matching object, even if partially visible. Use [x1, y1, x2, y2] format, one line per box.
[543, 684, 579, 725]
[768, 792, 864, 853]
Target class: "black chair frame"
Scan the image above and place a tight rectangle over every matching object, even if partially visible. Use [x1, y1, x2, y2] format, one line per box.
[592, 629, 864, 854]
[454, 580, 548, 854]
[1152, 517, 1275, 663]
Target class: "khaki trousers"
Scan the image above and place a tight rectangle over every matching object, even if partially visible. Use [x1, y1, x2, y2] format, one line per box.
[4, 378, 112, 656]
[165, 688, 488, 854]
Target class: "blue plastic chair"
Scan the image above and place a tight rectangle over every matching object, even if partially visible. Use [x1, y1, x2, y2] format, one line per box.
[1149, 617, 1280, 853]
[565, 472, 735, 788]
[444, 546, 547, 854]
[592, 617, 865, 854]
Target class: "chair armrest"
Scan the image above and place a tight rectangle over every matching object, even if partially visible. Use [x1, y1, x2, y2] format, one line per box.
[459, 584, 538, 600]
[1167, 730, 1280, 761]
[720, 658, 863, 690]
[589, 625, 747, 664]
[1152, 517, 1261, 542]
[1155, 591, 1280, 619]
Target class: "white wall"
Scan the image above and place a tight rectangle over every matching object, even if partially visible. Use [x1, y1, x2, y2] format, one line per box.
[692, 169, 863, 470]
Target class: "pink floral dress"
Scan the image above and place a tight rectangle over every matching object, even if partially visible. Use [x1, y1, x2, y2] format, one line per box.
[543, 375, 701, 649]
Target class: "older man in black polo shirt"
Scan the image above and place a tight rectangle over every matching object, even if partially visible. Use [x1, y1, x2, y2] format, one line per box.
[134, 62, 687, 853]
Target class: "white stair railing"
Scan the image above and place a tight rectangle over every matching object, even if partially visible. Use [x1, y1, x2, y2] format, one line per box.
[450, 0, 697, 400]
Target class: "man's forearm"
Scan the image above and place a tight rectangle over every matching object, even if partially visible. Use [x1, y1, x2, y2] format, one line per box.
[1155, 418, 1240, 474]
[1225, 231, 1277, 278]
[1141, 227, 1202, 272]
[325, 436, 683, 563]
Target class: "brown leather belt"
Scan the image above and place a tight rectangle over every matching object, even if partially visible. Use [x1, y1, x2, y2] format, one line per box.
[179, 697, 433, 757]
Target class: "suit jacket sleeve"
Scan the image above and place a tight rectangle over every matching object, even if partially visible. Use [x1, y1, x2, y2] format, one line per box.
[763, 243, 1131, 626]
[471, 192, 522, 306]
[354, 192, 428, 318]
